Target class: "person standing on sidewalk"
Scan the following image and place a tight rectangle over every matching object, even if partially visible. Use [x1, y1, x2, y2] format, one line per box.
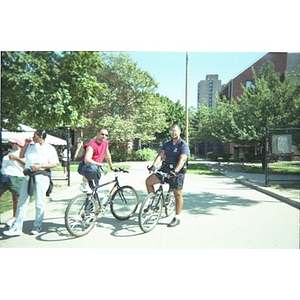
[0, 138, 26, 227]
[4, 130, 59, 237]
[77, 128, 116, 193]
[146, 124, 190, 227]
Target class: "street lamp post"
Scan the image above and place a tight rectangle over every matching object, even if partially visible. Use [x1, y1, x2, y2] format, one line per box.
[185, 52, 189, 144]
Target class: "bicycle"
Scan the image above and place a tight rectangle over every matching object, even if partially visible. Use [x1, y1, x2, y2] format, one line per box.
[138, 169, 176, 233]
[65, 168, 139, 237]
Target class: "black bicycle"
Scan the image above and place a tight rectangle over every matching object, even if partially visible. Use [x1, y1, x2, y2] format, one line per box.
[138, 170, 176, 233]
[65, 168, 139, 237]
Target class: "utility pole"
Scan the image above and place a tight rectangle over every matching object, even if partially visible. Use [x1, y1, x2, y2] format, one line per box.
[185, 52, 189, 144]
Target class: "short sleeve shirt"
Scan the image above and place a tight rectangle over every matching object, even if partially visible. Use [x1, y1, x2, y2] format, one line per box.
[1, 150, 24, 177]
[161, 138, 189, 164]
[83, 139, 108, 163]
[24, 143, 59, 170]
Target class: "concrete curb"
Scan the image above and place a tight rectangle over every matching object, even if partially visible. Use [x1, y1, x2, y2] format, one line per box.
[235, 177, 300, 209]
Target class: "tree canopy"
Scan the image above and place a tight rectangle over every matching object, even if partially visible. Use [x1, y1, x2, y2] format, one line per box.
[1, 51, 185, 146]
[1, 51, 106, 130]
[192, 62, 300, 147]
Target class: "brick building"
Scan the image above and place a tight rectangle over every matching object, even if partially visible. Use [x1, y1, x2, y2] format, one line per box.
[215, 52, 300, 160]
[220, 52, 289, 101]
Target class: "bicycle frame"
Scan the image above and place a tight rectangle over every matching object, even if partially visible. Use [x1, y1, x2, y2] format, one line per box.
[138, 170, 175, 233]
[91, 170, 124, 209]
[154, 171, 173, 204]
[65, 168, 139, 237]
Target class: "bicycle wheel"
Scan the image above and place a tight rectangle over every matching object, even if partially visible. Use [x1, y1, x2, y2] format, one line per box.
[164, 193, 176, 218]
[110, 185, 139, 220]
[65, 193, 98, 237]
[138, 193, 163, 233]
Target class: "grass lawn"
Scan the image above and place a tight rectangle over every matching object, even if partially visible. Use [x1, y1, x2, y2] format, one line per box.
[187, 162, 223, 175]
[242, 162, 300, 174]
[0, 191, 14, 214]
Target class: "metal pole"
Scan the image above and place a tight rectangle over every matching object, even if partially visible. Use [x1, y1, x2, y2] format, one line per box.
[66, 126, 71, 187]
[185, 52, 189, 144]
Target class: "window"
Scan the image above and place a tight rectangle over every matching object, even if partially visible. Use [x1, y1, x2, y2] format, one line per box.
[245, 80, 255, 89]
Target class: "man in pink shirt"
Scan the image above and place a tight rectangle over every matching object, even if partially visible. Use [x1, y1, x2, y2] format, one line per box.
[78, 128, 116, 193]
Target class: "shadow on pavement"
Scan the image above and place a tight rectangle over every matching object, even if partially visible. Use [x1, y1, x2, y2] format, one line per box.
[2, 185, 264, 243]
[183, 191, 259, 216]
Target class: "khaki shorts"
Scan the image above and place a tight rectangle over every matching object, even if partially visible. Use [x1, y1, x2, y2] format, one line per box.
[0, 175, 24, 195]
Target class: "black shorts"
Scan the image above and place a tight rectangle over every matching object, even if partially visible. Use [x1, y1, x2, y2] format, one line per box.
[156, 166, 185, 190]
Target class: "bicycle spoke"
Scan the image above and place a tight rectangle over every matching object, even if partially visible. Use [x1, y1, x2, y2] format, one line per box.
[65, 194, 98, 237]
[111, 186, 139, 220]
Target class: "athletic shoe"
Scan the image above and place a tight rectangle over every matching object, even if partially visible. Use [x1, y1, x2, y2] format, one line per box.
[6, 217, 16, 228]
[3, 227, 22, 236]
[30, 226, 42, 235]
[80, 182, 92, 194]
[167, 217, 180, 227]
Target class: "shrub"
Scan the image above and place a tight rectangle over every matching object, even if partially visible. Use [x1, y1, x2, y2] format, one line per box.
[132, 148, 157, 161]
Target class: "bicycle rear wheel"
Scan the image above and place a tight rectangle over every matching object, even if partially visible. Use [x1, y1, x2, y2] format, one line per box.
[110, 185, 139, 220]
[65, 194, 98, 237]
[138, 193, 163, 233]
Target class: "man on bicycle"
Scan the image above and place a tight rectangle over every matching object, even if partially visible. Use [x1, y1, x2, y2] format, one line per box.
[78, 128, 116, 193]
[146, 124, 190, 227]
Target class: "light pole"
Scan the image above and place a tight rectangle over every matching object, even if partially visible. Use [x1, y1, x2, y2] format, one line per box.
[66, 125, 71, 187]
[185, 52, 189, 144]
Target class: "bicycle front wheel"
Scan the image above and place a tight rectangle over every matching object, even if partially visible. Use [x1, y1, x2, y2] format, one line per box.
[110, 185, 139, 220]
[138, 193, 163, 233]
[164, 193, 176, 218]
[65, 194, 98, 237]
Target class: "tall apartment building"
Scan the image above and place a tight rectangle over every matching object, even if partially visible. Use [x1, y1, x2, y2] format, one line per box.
[197, 74, 222, 108]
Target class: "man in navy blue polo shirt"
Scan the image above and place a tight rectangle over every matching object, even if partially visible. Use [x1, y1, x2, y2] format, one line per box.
[146, 124, 190, 227]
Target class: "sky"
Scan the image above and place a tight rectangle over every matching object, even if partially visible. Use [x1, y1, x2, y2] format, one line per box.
[126, 52, 266, 108]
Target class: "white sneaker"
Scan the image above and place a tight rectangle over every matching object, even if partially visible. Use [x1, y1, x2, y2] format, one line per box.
[80, 182, 92, 194]
[4, 227, 22, 236]
[30, 226, 42, 235]
[6, 217, 16, 228]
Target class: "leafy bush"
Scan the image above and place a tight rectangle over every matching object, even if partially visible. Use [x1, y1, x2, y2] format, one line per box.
[110, 149, 130, 162]
[132, 148, 157, 161]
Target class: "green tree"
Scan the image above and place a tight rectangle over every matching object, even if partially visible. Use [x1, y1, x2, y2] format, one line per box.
[235, 62, 300, 144]
[191, 62, 300, 164]
[1, 51, 106, 130]
[155, 95, 186, 142]
[87, 53, 166, 144]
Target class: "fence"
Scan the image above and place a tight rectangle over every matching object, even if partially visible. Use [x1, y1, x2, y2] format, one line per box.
[265, 127, 300, 186]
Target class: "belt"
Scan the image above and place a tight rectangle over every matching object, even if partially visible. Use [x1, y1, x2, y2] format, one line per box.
[163, 161, 175, 169]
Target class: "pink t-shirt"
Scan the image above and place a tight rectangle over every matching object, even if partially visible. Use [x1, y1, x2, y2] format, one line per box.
[83, 139, 108, 163]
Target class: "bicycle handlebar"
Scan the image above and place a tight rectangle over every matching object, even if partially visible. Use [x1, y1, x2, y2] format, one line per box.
[147, 166, 176, 179]
[115, 167, 129, 173]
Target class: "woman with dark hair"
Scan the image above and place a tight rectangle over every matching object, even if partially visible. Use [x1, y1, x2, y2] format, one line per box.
[4, 130, 59, 236]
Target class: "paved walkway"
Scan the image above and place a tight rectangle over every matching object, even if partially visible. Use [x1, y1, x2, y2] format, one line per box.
[0, 161, 299, 248]
[201, 160, 299, 209]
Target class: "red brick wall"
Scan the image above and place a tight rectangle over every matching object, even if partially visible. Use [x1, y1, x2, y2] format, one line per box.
[221, 52, 288, 101]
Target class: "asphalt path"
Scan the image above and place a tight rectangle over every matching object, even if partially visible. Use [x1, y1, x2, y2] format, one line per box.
[0, 161, 298, 249]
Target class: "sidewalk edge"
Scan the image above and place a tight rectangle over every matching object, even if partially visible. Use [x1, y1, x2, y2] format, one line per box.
[236, 178, 300, 209]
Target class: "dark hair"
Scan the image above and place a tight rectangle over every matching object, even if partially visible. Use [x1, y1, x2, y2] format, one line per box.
[171, 124, 181, 131]
[36, 129, 47, 140]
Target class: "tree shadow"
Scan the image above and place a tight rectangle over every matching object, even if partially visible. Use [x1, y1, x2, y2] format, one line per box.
[2, 184, 263, 243]
[183, 190, 259, 216]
